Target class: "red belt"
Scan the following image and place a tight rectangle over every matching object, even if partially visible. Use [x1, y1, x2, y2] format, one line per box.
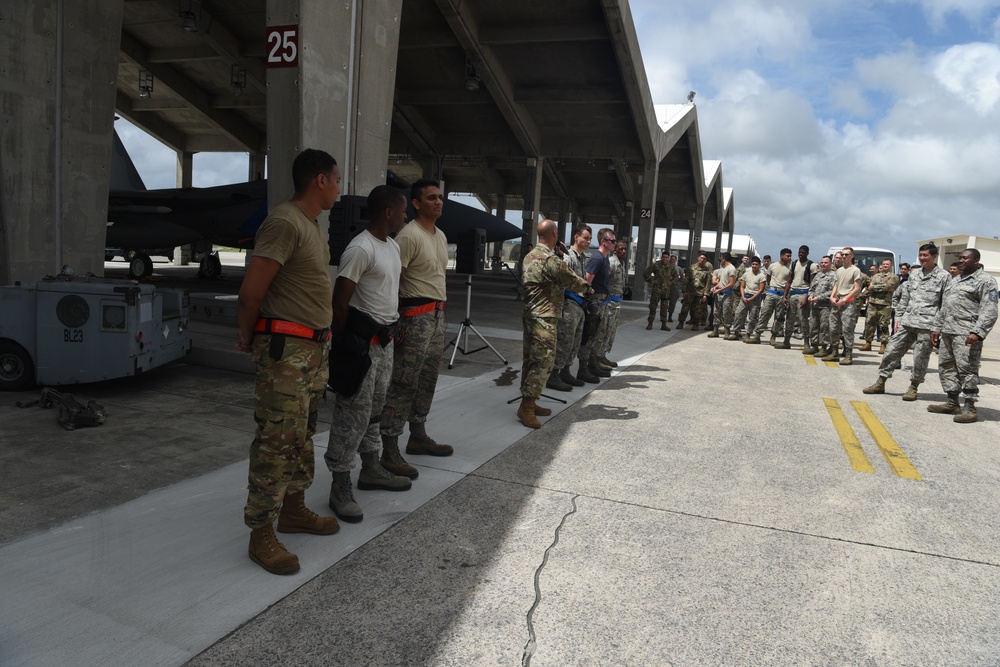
[400, 300, 445, 317]
[254, 318, 331, 342]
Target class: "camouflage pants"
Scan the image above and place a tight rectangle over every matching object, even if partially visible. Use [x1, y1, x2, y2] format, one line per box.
[878, 325, 932, 383]
[784, 293, 811, 342]
[714, 291, 735, 330]
[521, 315, 558, 399]
[647, 288, 669, 322]
[864, 304, 892, 343]
[244, 335, 329, 529]
[754, 293, 786, 336]
[938, 333, 983, 399]
[667, 286, 681, 319]
[678, 291, 706, 325]
[579, 299, 613, 360]
[808, 304, 831, 348]
[829, 302, 859, 352]
[380, 308, 444, 439]
[606, 301, 622, 352]
[732, 297, 761, 334]
[326, 342, 393, 473]
[554, 300, 585, 370]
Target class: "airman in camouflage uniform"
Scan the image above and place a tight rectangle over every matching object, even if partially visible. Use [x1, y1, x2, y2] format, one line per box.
[861, 259, 899, 353]
[677, 253, 713, 331]
[864, 243, 950, 401]
[643, 252, 677, 330]
[518, 220, 591, 428]
[604, 242, 629, 358]
[805, 255, 836, 355]
[928, 249, 998, 422]
[552, 224, 593, 388]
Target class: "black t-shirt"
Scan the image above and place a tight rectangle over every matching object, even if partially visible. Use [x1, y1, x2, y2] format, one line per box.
[586, 252, 611, 294]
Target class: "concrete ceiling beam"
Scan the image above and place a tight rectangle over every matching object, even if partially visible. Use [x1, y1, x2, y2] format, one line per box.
[514, 87, 627, 104]
[115, 90, 186, 153]
[478, 23, 607, 45]
[193, 4, 266, 94]
[148, 45, 220, 63]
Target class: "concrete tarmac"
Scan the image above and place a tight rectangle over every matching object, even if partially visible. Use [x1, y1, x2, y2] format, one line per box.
[2, 254, 999, 666]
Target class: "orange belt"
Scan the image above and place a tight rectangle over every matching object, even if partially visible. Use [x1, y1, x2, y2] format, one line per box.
[400, 300, 445, 317]
[254, 318, 331, 342]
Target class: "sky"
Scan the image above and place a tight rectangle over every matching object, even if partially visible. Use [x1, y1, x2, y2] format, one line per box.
[117, 0, 1000, 265]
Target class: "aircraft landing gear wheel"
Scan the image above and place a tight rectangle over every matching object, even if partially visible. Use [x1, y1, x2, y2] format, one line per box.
[128, 253, 153, 279]
[0, 341, 35, 391]
[124, 248, 138, 261]
[198, 252, 223, 279]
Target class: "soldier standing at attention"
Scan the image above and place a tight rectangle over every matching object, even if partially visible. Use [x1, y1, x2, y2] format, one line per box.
[860, 259, 899, 354]
[603, 241, 629, 365]
[643, 251, 675, 331]
[236, 149, 341, 576]
[804, 255, 835, 355]
[518, 220, 591, 428]
[551, 224, 595, 388]
[777, 245, 814, 350]
[927, 249, 998, 422]
[823, 247, 863, 365]
[749, 248, 792, 345]
[707, 252, 737, 338]
[579, 228, 618, 378]
[727, 256, 765, 340]
[666, 254, 682, 322]
[863, 244, 950, 400]
[379, 179, 452, 472]
[325, 187, 411, 524]
[676, 253, 713, 331]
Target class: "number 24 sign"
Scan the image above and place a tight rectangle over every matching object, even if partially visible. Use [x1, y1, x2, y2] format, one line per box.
[266, 25, 299, 68]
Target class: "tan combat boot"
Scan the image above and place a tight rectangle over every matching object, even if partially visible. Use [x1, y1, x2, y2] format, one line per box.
[859, 342, 873, 351]
[534, 401, 553, 416]
[776, 337, 792, 349]
[277, 491, 340, 535]
[745, 335, 761, 344]
[690, 324, 699, 332]
[863, 377, 887, 394]
[927, 393, 961, 414]
[901, 383, 920, 401]
[879, 341, 887, 355]
[406, 422, 453, 456]
[249, 524, 300, 575]
[953, 399, 978, 423]
[380, 435, 419, 479]
[517, 398, 541, 429]
[707, 328, 720, 338]
[839, 350, 853, 365]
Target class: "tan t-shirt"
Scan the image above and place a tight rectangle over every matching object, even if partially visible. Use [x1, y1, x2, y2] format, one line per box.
[397, 220, 448, 301]
[716, 264, 737, 291]
[768, 262, 791, 291]
[834, 265, 862, 299]
[790, 261, 811, 290]
[742, 270, 766, 297]
[253, 201, 333, 330]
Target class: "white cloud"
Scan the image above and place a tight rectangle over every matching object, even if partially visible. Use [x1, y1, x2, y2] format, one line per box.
[828, 81, 876, 117]
[899, 0, 1000, 26]
[932, 42, 1000, 114]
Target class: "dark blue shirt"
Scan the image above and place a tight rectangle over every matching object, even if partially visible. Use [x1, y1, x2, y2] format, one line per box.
[586, 252, 611, 294]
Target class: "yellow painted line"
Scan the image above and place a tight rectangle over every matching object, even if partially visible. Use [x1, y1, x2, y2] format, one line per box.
[805, 354, 817, 366]
[824, 360, 839, 368]
[823, 398, 875, 474]
[851, 401, 923, 480]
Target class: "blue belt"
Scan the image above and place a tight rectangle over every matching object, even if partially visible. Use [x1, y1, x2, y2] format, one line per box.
[564, 291, 585, 306]
[717, 289, 733, 296]
[767, 289, 784, 296]
[608, 295, 623, 303]
[790, 289, 809, 295]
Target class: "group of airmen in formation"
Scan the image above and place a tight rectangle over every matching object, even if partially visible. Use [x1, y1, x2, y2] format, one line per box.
[519, 226, 998, 431]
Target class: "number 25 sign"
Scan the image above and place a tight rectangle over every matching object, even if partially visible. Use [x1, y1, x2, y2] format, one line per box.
[266, 25, 299, 68]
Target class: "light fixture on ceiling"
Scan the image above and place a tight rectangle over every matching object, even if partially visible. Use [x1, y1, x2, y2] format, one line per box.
[179, 0, 200, 33]
[231, 65, 247, 97]
[465, 55, 481, 91]
[138, 69, 154, 100]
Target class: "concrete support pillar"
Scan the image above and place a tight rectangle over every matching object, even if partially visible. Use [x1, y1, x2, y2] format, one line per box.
[558, 200, 569, 247]
[632, 160, 659, 302]
[687, 206, 706, 266]
[265, 0, 402, 235]
[0, 0, 123, 283]
[173, 151, 194, 265]
[248, 152, 266, 182]
[490, 194, 506, 272]
[522, 157, 544, 247]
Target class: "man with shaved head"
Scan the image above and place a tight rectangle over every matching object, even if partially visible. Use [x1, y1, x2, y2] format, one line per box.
[518, 220, 591, 428]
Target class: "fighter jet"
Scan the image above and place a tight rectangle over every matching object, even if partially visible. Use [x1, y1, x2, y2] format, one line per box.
[107, 130, 267, 279]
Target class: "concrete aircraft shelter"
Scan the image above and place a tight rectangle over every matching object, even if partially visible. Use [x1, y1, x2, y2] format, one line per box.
[0, 0, 734, 300]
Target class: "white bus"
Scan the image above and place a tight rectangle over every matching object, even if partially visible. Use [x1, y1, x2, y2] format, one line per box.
[826, 246, 896, 272]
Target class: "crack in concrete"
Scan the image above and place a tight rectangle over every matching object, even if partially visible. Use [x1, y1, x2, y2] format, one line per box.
[521, 494, 579, 667]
